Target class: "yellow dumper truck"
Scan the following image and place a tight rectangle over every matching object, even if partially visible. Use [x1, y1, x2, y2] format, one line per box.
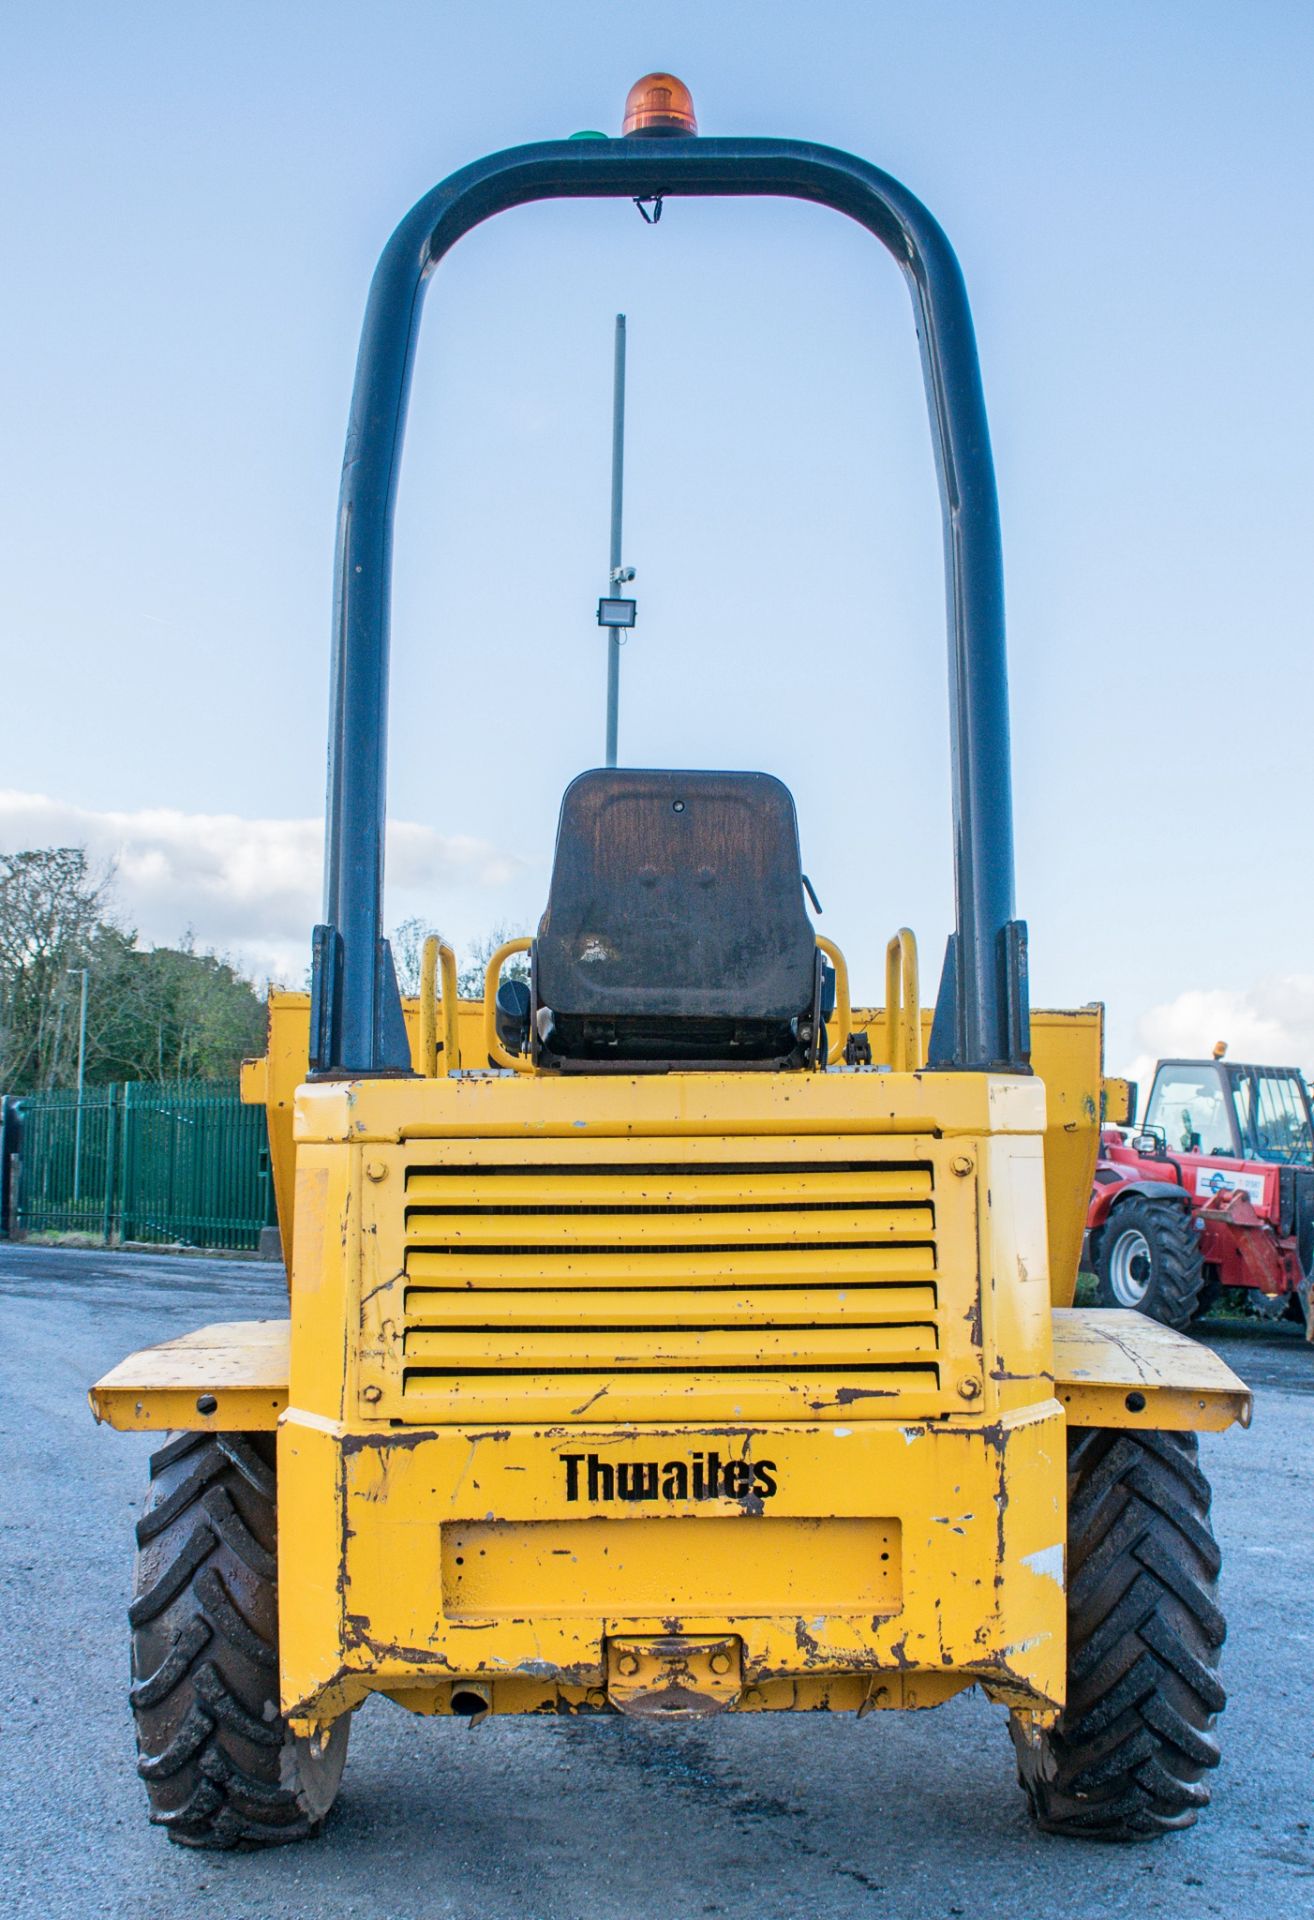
[91, 76, 1248, 1849]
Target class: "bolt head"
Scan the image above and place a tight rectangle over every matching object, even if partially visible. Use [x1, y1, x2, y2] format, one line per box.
[956, 1375, 982, 1401]
[615, 1652, 639, 1676]
[951, 1154, 974, 1177]
[362, 1383, 383, 1404]
[365, 1159, 387, 1182]
[709, 1651, 732, 1676]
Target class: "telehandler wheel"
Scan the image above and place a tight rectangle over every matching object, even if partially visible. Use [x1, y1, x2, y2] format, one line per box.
[1095, 1198, 1204, 1330]
[129, 1430, 348, 1848]
[1010, 1426, 1224, 1841]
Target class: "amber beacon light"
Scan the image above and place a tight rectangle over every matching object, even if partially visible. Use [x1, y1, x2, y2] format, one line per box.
[621, 72, 698, 138]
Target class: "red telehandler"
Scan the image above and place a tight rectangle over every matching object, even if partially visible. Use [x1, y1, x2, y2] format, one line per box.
[1087, 1051, 1314, 1335]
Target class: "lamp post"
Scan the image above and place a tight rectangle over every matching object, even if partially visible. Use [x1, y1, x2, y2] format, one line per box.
[68, 967, 88, 1205]
[595, 313, 636, 766]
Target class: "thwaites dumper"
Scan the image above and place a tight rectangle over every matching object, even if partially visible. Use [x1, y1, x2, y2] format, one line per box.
[1089, 1055, 1314, 1335]
[91, 75, 1250, 1849]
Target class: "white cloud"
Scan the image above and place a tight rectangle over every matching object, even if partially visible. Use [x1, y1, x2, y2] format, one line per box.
[1127, 977, 1314, 1085]
[0, 790, 526, 986]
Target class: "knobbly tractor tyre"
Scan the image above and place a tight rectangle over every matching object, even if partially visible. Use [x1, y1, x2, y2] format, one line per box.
[129, 1430, 349, 1848]
[1010, 1426, 1225, 1841]
[1095, 1198, 1204, 1331]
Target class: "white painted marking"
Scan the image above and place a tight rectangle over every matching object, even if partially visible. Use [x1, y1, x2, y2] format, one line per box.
[1022, 1544, 1065, 1587]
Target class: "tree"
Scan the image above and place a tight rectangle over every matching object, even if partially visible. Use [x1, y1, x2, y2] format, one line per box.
[90, 937, 266, 1084]
[0, 848, 266, 1091]
[388, 917, 443, 998]
[0, 848, 110, 1089]
[457, 924, 531, 1001]
[388, 919, 531, 1002]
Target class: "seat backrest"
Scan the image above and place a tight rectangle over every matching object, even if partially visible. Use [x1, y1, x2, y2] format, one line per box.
[535, 768, 817, 1024]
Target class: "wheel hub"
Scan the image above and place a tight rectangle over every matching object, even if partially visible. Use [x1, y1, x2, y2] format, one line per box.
[1110, 1228, 1153, 1306]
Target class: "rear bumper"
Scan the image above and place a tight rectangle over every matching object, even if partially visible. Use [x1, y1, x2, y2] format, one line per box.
[87, 1308, 1253, 1437]
[277, 1402, 1069, 1729]
[88, 1311, 1251, 1729]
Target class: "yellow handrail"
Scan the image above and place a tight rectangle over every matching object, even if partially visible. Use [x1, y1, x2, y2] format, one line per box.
[885, 928, 922, 1072]
[419, 936, 460, 1076]
[483, 936, 534, 1073]
[816, 936, 852, 1067]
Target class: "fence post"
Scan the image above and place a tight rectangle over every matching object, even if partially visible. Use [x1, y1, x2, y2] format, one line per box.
[102, 1086, 120, 1245]
[119, 1082, 134, 1244]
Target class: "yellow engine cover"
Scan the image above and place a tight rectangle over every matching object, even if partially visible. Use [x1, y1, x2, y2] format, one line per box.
[274, 1065, 1068, 1728]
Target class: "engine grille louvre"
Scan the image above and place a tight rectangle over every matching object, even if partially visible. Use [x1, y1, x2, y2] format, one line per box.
[358, 1144, 972, 1423]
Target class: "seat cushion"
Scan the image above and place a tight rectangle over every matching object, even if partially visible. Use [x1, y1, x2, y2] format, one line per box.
[535, 769, 817, 1022]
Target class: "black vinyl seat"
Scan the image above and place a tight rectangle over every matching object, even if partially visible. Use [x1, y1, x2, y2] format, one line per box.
[532, 768, 820, 1069]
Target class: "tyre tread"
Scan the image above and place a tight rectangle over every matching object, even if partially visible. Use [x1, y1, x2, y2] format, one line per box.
[1011, 1426, 1225, 1841]
[1095, 1198, 1205, 1330]
[129, 1430, 346, 1849]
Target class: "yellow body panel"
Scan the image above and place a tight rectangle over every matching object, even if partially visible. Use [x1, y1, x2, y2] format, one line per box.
[252, 1062, 1070, 1725]
[848, 1004, 1103, 1308]
[1051, 1308, 1251, 1431]
[243, 991, 1103, 1307]
[86, 955, 1252, 1744]
[277, 1400, 1066, 1727]
[239, 990, 489, 1269]
[101, 1037, 1248, 1735]
[87, 1308, 1250, 1439]
[88, 1319, 288, 1431]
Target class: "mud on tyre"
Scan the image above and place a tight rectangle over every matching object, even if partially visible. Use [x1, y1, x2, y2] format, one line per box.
[1010, 1426, 1225, 1841]
[1095, 1196, 1204, 1331]
[129, 1430, 348, 1847]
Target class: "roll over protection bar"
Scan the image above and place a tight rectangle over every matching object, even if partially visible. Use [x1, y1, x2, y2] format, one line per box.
[312, 135, 1028, 1075]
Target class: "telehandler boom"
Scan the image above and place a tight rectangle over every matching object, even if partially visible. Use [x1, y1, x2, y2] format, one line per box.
[92, 74, 1248, 1849]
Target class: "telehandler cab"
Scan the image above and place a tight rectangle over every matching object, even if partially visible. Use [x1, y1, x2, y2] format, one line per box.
[91, 74, 1249, 1849]
[1089, 1054, 1314, 1333]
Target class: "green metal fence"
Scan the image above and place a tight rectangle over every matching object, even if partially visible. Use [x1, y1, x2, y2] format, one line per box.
[10, 1080, 276, 1251]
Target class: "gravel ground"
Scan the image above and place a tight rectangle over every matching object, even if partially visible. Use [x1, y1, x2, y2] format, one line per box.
[1, 1242, 1311, 1920]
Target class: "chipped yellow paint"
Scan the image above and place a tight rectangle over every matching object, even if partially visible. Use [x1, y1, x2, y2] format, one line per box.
[95, 974, 1246, 1737]
[245, 990, 1104, 1304]
[1054, 1308, 1252, 1430]
[604, 1635, 745, 1716]
[373, 1667, 972, 1722]
[241, 989, 490, 1269]
[848, 1003, 1105, 1307]
[439, 1514, 902, 1619]
[88, 1305, 1250, 1441]
[87, 1319, 287, 1432]
[277, 1402, 1068, 1722]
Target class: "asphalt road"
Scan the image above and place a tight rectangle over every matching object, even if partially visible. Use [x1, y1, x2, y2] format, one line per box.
[2, 1243, 1311, 1920]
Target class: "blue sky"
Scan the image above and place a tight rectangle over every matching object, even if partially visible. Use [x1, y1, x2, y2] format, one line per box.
[4, 2, 1313, 1077]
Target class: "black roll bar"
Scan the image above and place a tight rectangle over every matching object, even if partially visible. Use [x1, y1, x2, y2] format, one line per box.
[312, 135, 1027, 1075]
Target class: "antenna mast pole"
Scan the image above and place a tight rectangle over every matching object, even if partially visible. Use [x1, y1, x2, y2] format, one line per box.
[605, 313, 626, 766]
